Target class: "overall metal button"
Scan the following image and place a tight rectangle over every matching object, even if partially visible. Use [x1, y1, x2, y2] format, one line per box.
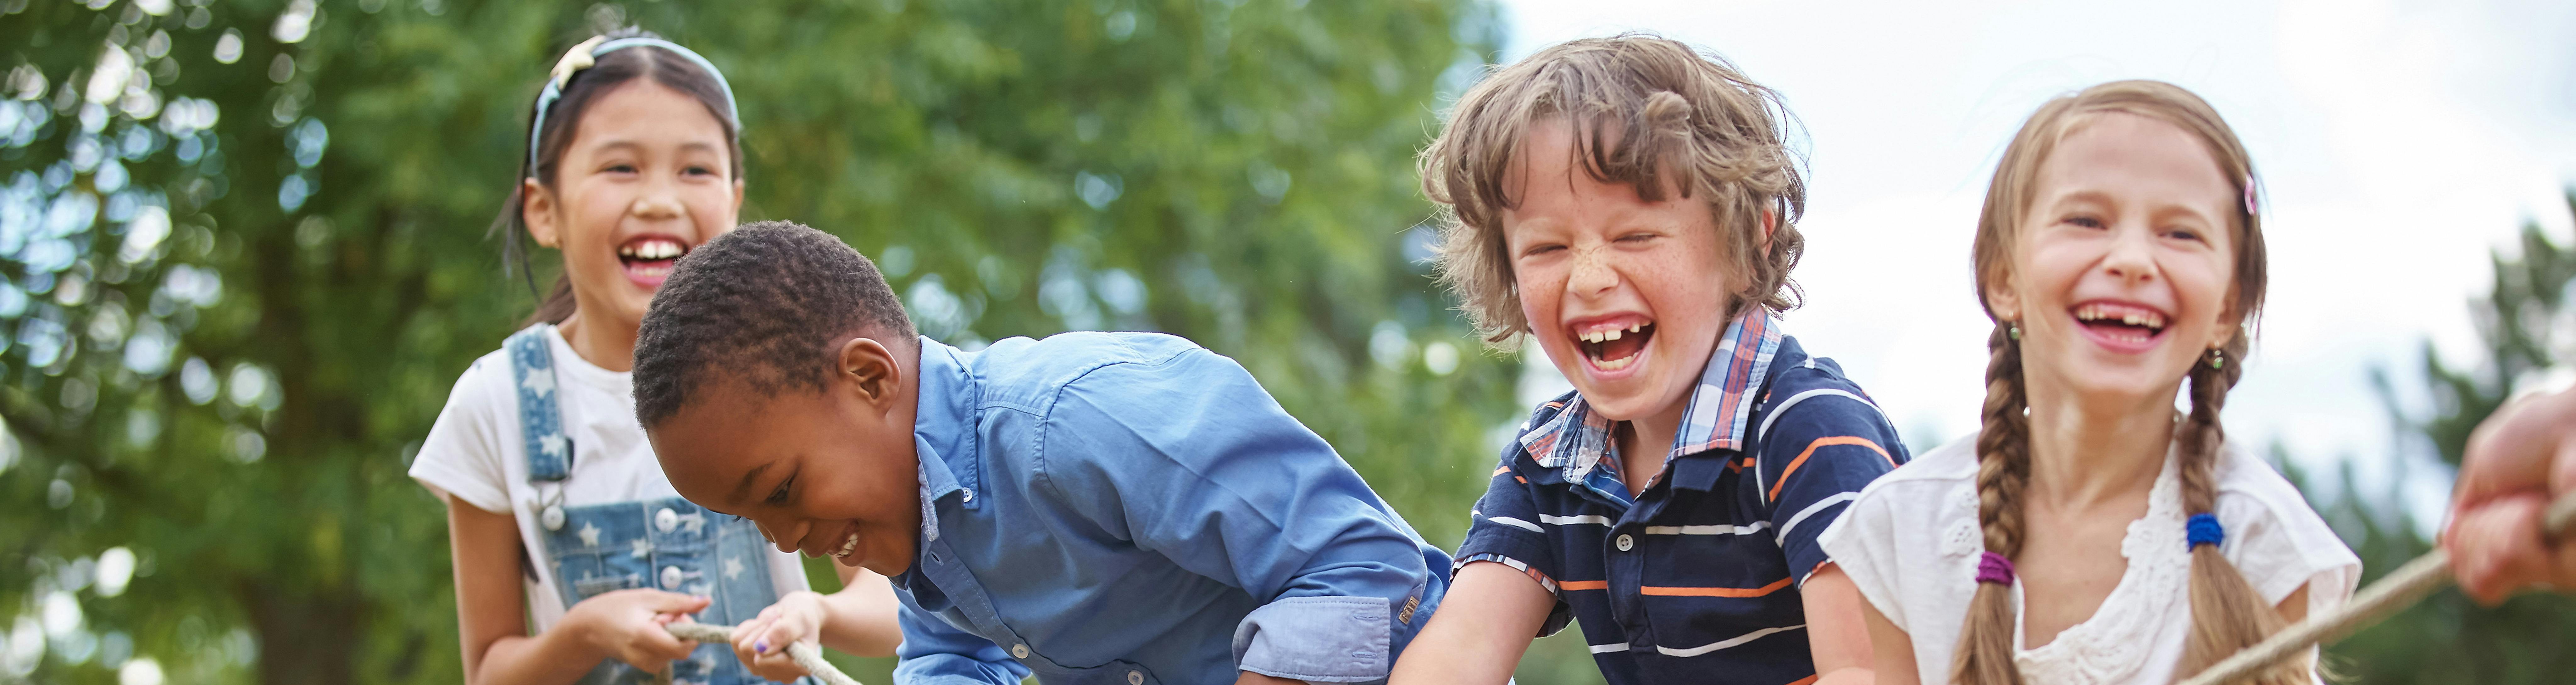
[660, 565, 684, 590]
[655, 507, 680, 533]
[1126, 670, 1144, 685]
[540, 505, 566, 531]
[1614, 534, 1635, 552]
[1010, 643, 1030, 659]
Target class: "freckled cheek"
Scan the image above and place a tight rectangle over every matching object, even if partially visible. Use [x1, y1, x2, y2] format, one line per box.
[1514, 267, 1568, 335]
[1630, 252, 1719, 322]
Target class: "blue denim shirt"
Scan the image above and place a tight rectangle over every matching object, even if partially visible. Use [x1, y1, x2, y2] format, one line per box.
[890, 332, 1450, 685]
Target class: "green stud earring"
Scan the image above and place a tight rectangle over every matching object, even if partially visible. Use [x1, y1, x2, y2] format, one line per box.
[2008, 324, 2021, 341]
[2209, 348, 2224, 370]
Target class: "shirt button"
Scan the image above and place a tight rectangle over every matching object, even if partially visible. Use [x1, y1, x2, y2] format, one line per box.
[1126, 670, 1144, 685]
[1615, 534, 1635, 552]
[660, 565, 684, 590]
[540, 505, 566, 531]
[962, 489, 975, 503]
[655, 508, 680, 532]
[1010, 643, 1030, 659]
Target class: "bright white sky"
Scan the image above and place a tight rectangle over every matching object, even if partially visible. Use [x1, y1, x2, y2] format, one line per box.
[1495, 0, 2576, 508]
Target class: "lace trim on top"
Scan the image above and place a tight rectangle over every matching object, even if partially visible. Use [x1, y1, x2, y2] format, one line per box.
[2004, 451, 2190, 685]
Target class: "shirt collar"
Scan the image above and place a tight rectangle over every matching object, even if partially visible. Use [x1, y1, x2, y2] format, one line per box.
[911, 336, 979, 542]
[1517, 307, 1786, 484]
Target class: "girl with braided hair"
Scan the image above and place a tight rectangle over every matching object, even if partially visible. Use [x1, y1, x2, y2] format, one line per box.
[1816, 81, 2358, 685]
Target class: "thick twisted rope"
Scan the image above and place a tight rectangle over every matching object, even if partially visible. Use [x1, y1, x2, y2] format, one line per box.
[662, 622, 863, 685]
[2177, 492, 2576, 685]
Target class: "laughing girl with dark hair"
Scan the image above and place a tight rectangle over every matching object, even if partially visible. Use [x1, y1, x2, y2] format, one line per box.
[409, 29, 900, 685]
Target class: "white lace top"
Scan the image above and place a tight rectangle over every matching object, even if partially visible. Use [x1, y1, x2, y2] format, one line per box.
[1816, 434, 2360, 685]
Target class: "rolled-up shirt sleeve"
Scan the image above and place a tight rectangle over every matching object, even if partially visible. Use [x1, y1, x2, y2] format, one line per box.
[1452, 443, 1575, 638]
[1042, 346, 1444, 683]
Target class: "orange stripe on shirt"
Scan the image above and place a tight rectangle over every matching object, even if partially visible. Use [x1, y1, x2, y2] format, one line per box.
[1558, 580, 1609, 591]
[1781, 676, 1818, 685]
[1493, 466, 1512, 476]
[1639, 576, 1793, 598]
[1767, 436, 1891, 501]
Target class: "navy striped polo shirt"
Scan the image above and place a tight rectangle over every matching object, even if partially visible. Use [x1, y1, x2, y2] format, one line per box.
[1455, 309, 1908, 685]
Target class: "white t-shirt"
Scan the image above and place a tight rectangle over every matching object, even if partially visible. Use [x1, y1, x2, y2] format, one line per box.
[1816, 434, 2360, 685]
[408, 326, 811, 630]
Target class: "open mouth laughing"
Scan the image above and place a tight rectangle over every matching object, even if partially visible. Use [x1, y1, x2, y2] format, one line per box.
[1569, 315, 1656, 373]
[830, 523, 859, 560]
[616, 236, 691, 288]
[2069, 300, 2168, 352]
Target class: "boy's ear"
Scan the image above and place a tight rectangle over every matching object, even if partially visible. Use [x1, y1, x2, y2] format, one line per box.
[836, 336, 905, 405]
[522, 179, 561, 248]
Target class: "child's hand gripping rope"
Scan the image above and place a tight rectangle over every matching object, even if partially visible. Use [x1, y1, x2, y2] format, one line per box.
[2177, 492, 2576, 685]
[663, 623, 863, 685]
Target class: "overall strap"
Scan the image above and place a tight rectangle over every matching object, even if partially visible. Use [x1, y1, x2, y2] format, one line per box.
[507, 324, 575, 482]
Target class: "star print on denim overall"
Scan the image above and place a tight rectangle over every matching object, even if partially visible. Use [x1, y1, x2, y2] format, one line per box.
[507, 325, 808, 685]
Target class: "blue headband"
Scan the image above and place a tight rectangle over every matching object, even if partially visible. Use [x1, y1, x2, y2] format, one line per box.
[525, 36, 740, 172]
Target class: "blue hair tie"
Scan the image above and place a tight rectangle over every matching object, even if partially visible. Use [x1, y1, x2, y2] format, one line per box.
[2185, 513, 2224, 549]
[525, 36, 740, 170]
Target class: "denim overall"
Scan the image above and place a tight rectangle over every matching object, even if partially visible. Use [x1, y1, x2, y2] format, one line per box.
[509, 325, 793, 685]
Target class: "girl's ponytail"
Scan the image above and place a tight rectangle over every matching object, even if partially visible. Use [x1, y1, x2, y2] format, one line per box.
[1953, 321, 2034, 685]
[2174, 333, 2307, 684]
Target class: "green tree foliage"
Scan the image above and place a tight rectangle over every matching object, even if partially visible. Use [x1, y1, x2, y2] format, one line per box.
[2314, 191, 2576, 683]
[0, 0, 1518, 682]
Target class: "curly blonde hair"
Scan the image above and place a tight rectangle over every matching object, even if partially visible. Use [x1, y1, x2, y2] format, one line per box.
[1420, 33, 1806, 348]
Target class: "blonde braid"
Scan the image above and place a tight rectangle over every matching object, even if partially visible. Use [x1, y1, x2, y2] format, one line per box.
[2174, 333, 2307, 684]
[1954, 323, 2033, 685]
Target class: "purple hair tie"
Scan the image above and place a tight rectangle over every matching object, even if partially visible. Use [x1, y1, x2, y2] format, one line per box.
[1975, 551, 2016, 585]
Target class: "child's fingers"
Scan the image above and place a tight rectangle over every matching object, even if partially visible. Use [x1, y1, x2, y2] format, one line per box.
[757, 622, 809, 658]
[637, 612, 702, 660]
[746, 651, 812, 683]
[742, 610, 819, 682]
[728, 614, 776, 670]
[2450, 493, 2552, 604]
[2459, 391, 2576, 505]
[614, 627, 697, 672]
[639, 591, 714, 616]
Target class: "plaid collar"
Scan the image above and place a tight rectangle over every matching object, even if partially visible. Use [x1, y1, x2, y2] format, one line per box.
[1518, 307, 1785, 486]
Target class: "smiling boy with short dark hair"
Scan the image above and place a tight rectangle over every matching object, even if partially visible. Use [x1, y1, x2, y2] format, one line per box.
[633, 220, 1450, 685]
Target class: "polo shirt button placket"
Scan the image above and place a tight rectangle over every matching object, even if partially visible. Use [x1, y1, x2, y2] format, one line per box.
[1011, 643, 1030, 659]
[1615, 533, 1635, 552]
[1126, 670, 1144, 685]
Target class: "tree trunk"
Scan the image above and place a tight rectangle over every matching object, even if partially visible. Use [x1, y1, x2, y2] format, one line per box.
[242, 580, 360, 685]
